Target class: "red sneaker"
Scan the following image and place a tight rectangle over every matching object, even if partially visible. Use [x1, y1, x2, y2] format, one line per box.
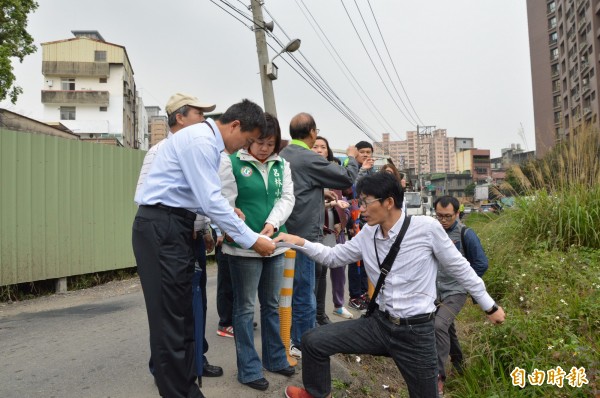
[284, 385, 314, 398]
[216, 325, 234, 338]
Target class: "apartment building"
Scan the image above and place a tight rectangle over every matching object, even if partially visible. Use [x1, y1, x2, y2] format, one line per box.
[527, 0, 600, 157]
[374, 129, 457, 173]
[146, 106, 168, 148]
[41, 31, 140, 148]
[456, 149, 491, 183]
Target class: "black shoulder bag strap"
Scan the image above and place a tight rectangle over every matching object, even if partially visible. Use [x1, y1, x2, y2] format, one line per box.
[365, 215, 412, 317]
[203, 120, 216, 135]
[460, 225, 472, 264]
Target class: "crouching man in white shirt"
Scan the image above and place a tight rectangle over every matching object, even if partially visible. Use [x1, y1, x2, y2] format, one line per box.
[276, 172, 505, 398]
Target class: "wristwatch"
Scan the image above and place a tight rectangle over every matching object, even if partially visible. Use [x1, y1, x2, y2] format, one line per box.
[485, 304, 499, 315]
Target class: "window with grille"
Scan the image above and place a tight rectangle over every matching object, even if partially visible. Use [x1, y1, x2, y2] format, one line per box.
[61, 78, 75, 90]
[95, 50, 107, 62]
[60, 107, 76, 120]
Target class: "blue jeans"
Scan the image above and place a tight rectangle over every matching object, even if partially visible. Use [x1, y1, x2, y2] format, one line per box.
[291, 250, 316, 347]
[229, 254, 289, 383]
[302, 310, 438, 398]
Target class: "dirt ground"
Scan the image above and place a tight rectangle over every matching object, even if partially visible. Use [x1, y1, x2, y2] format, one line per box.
[332, 354, 409, 398]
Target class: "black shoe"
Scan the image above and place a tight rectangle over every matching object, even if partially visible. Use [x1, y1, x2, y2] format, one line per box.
[271, 366, 295, 377]
[244, 377, 269, 391]
[202, 362, 223, 377]
[317, 314, 331, 326]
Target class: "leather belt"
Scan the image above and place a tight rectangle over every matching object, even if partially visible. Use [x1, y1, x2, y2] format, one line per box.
[379, 310, 435, 326]
[142, 204, 196, 221]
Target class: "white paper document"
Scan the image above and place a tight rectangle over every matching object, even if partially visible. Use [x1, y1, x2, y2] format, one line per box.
[275, 241, 307, 251]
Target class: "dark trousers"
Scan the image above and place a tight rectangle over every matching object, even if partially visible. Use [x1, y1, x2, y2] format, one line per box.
[132, 206, 201, 398]
[314, 262, 328, 320]
[449, 322, 463, 365]
[301, 310, 438, 398]
[434, 294, 467, 380]
[214, 239, 233, 327]
[192, 236, 209, 378]
[347, 260, 368, 299]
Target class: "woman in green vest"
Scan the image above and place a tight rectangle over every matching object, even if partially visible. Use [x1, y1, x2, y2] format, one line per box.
[219, 113, 295, 391]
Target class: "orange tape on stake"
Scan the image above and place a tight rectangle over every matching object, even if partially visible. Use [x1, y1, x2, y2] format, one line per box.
[279, 249, 297, 366]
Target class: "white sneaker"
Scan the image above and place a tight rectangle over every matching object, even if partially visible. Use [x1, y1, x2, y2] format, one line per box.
[333, 307, 354, 319]
[290, 345, 302, 359]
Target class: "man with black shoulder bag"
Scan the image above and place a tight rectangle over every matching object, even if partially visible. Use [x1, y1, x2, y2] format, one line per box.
[275, 172, 506, 398]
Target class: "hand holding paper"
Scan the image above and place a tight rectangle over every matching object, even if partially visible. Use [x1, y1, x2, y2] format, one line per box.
[273, 233, 306, 251]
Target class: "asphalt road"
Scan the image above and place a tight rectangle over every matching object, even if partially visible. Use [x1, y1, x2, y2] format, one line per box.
[0, 265, 353, 398]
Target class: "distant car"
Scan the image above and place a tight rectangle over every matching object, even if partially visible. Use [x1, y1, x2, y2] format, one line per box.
[463, 205, 473, 214]
[479, 203, 501, 214]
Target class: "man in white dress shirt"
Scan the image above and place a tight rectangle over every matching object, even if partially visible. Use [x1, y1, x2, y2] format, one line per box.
[133, 98, 275, 398]
[134, 93, 224, 389]
[276, 172, 505, 398]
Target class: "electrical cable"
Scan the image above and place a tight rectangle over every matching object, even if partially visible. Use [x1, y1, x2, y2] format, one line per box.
[210, 0, 387, 151]
[265, 3, 399, 148]
[209, 0, 253, 30]
[288, 0, 401, 139]
[352, 0, 420, 125]
[366, 0, 424, 125]
[339, 0, 417, 127]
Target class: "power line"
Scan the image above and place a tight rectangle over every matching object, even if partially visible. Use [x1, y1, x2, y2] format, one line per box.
[209, 0, 253, 29]
[266, 31, 379, 140]
[352, 0, 419, 125]
[366, 0, 424, 125]
[210, 0, 387, 151]
[339, 0, 417, 127]
[290, 0, 402, 139]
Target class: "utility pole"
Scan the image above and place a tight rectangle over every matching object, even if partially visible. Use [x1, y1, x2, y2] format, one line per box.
[416, 125, 435, 193]
[250, 0, 277, 116]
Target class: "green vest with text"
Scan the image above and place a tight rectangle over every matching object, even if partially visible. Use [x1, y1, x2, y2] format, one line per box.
[225, 153, 287, 248]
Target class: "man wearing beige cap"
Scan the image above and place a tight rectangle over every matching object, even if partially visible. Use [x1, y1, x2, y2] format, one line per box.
[135, 92, 216, 193]
[134, 96, 274, 398]
[135, 92, 222, 394]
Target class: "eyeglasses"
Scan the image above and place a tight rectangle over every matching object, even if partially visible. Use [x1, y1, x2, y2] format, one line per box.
[358, 197, 382, 208]
[435, 213, 455, 220]
[313, 128, 320, 134]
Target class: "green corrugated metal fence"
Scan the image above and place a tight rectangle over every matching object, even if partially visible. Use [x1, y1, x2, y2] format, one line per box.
[0, 130, 145, 286]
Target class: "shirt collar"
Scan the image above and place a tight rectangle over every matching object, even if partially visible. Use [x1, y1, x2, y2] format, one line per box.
[375, 212, 405, 240]
[290, 139, 311, 150]
[446, 220, 459, 232]
[237, 148, 281, 163]
[206, 118, 225, 153]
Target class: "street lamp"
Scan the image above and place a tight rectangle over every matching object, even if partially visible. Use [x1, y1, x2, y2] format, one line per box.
[266, 39, 301, 80]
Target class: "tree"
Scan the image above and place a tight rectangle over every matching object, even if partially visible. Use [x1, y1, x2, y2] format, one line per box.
[0, 0, 39, 104]
[464, 182, 476, 197]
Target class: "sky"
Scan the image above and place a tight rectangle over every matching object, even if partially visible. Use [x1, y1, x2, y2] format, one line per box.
[1, 0, 535, 158]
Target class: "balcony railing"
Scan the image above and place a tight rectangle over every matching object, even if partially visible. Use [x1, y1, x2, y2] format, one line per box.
[42, 61, 109, 77]
[41, 90, 110, 105]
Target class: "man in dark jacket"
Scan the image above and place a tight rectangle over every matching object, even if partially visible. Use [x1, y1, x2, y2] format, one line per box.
[280, 112, 359, 358]
[433, 195, 488, 396]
